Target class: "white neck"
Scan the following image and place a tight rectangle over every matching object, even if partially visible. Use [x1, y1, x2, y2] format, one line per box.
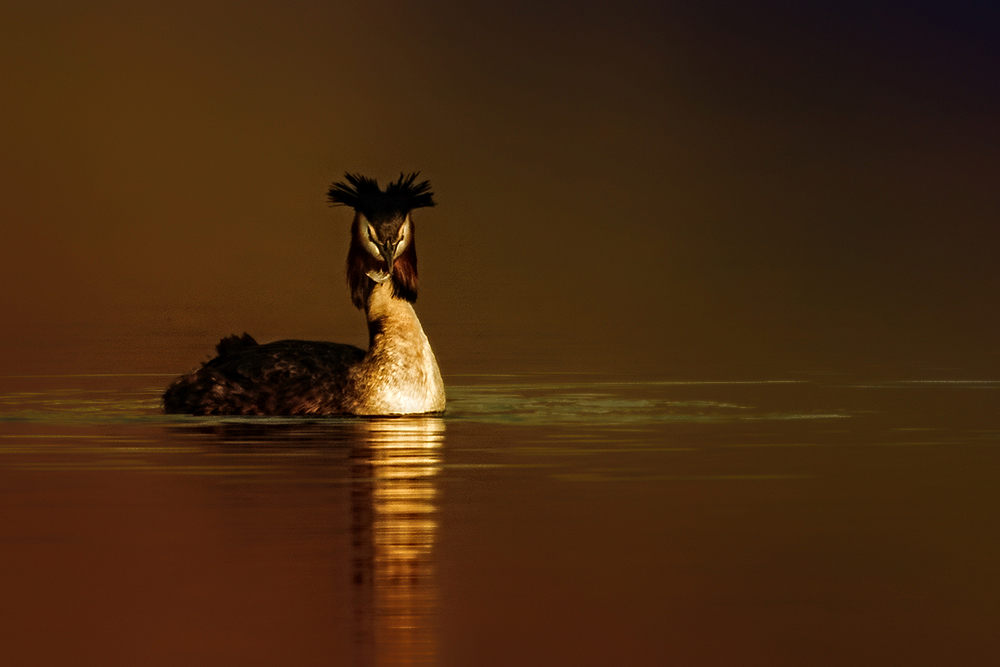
[347, 281, 445, 415]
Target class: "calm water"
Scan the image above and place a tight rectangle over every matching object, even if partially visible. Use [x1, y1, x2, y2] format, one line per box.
[1, 373, 998, 666]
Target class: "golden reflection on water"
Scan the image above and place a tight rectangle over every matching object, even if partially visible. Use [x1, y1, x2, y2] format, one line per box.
[350, 418, 444, 667]
[2, 376, 1000, 664]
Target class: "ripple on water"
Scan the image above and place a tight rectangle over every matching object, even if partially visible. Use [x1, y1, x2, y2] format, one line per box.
[0, 377, 847, 427]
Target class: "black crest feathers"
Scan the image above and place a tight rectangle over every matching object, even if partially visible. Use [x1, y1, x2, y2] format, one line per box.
[327, 172, 435, 221]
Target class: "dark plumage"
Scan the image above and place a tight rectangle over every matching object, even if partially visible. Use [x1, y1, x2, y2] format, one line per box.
[162, 335, 366, 415]
[328, 172, 436, 221]
[162, 172, 445, 416]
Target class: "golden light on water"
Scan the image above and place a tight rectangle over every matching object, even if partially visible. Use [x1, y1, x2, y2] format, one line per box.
[351, 418, 444, 666]
[1, 376, 1000, 664]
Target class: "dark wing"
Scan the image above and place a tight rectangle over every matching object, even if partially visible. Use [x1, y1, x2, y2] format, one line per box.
[163, 339, 366, 415]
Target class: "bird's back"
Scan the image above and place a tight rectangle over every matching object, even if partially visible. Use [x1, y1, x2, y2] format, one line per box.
[162, 334, 366, 415]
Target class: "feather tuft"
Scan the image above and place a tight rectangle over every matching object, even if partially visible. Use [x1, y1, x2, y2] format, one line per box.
[327, 172, 435, 222]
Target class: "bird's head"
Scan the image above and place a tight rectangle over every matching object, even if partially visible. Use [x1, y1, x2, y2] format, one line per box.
[355, 211, 413, 285]
[328, 172, 436, 309]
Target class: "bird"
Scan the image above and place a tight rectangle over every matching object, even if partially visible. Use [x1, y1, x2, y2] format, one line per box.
[162, 172, 446, 416]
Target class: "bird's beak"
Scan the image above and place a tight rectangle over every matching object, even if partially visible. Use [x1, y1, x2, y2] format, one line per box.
[377, 244, 395, 275]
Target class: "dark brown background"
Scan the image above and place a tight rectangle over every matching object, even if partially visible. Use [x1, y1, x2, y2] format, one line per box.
[2, 0, 997, 378]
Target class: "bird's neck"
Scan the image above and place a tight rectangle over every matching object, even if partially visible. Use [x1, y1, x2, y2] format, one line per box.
[351, 281, 445, 414]
[364, 280, 417, 331]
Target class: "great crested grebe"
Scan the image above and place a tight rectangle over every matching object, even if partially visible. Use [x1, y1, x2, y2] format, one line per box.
[162, 172, 445, 416]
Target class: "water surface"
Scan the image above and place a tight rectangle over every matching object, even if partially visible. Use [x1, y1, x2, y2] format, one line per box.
[1, 373, 998, 666]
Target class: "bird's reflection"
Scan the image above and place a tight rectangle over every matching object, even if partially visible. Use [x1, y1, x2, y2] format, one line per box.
[169, 417, 444, 664]
[350, 417, 444, 667]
